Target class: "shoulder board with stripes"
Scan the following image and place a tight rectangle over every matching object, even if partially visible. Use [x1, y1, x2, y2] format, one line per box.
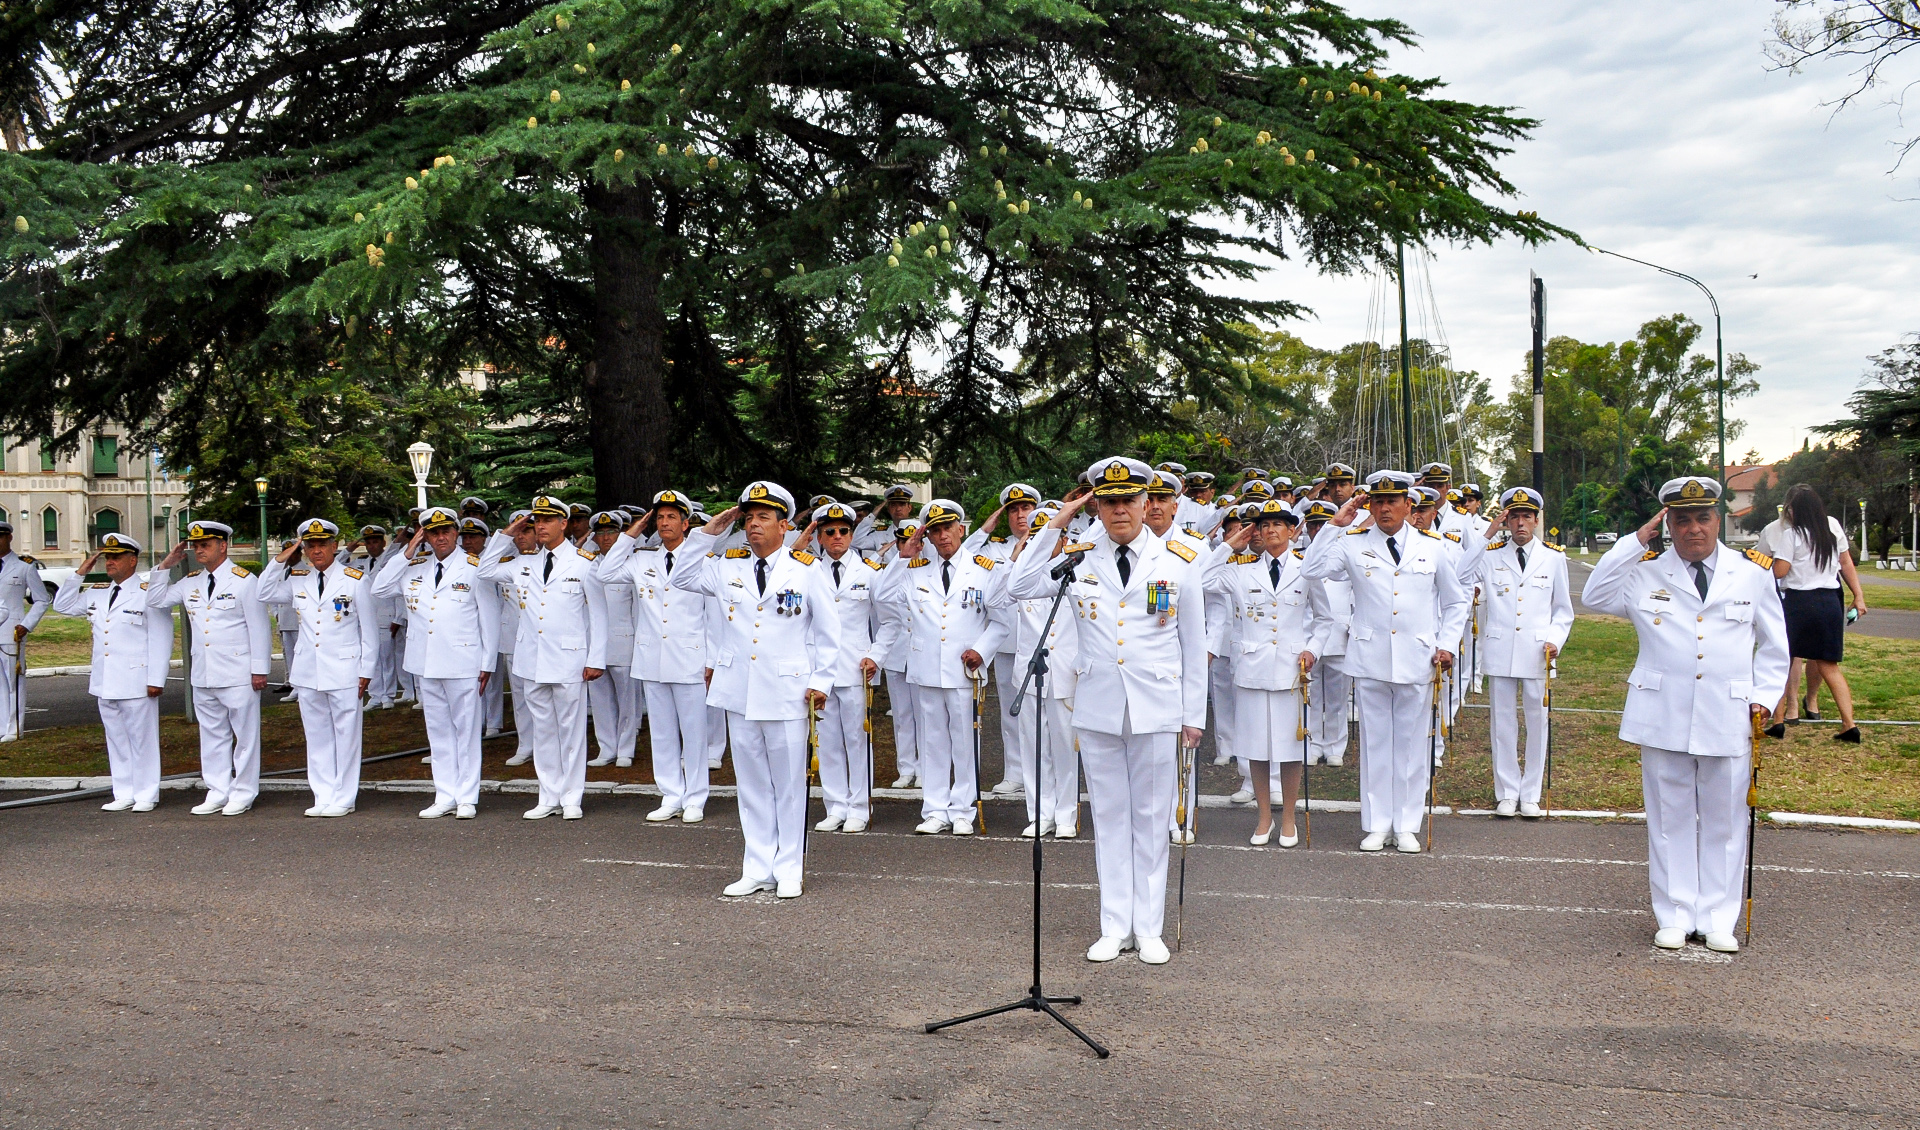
[466, 554, 480, 566]
[229, 565, 252, 578]
[1345, 528, 1368, 536]
[1419, 529, 1442, 540]
[907, 557, 930, 568]
[1292, 547, 1305, 559]
[343, 567, 364, 579]
[1165, 540, 1197, 562]
[725, 548, 751, 559]
[1743, 547, 1773, 569]
[1444, 532, 1461, 543]
[1487, 535, 1509, 550]
[17, 555, 34, 564]
[865, 556, 884, 570]
[290, 568, 311, 576]
[1229, 553, 1258, 564]
[790, 549, 816, 565]
[499, 553, 516, 563]
[988, 535, 1007, 543]
[578, 548, 597, 560]
[973, 554, 995, 570]
[1062, 542, 1094, 554]
[186, 569, 204, 578]
[1543, 541, 1565, 553]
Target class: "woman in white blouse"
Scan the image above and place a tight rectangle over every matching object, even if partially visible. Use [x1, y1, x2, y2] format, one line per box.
[1759, 485, 1866, 742]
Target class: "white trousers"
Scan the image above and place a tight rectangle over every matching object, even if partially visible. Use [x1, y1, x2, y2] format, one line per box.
[1353, 677, 1437, 835]
[992, 654, 1024, 787]
[643, 679, 709, 811]
[588, 663, 640, 761]
[1641, 746, 1750, 936]
[192, 683, 262, 807]
[913, 684, 979, 825]
[1235, 686, 1307, 765]
[483, 652, 509, 731]
[1077, 712, 1176, 942]
[521, 681, 588, 808]
[1021, 696, 1080, 828]
[818, 683, 871, 822]
[884, 668, 918, 779]
[278, 628, 298, 674]
[0, 645, 25, 740]
[98, 696, 161, 805]
[1209, 656, 1237, 764]
[1490, 675, 1548, 805]
[1306, 662, 1352, 766]
[706, 704, 727, 767]
[394, 626, 418, 701]
[297, 686, 364, 810]
[730, 714, 809, 885]
[421, 676, 483, 807]
[508, 664, 535, 758]
[371, 627, 399, 702]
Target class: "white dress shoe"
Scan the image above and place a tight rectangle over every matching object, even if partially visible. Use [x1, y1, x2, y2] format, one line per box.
[1170, 829, 1195, 845]
[101, 798, 136, 812]
[892, 775, 916, 789]
[483, 727, 503, 739]
[1359, 831, 1388, 852]
[419, 800, 456, 819]
[220, 801, 252, 816]
[1228, 788, 1255, 805]
[914, 817, 950, 835]
[1249, 828, 1271, 846]
[951, 820, 975, 836]
[815, 815, 846, 833]
[1022, 822, 1040, 838]
[776, 879, 803, 899]
[708, 758, 724, 771]
[1519, 801, 1544, 819]
[1137, 936, 1170, 965]
[1054, 824, 1078, 839]
[1039, 819, 1057, 837]
[303, 805, 324, 817]
[562, 805, 584, 820]
[1703, 932, 1740, 953]
[1212, 752, 1231, 766]
[840, 817, 867, 833]
[723, 877, 776, 897]
[191, 798, 225, 815]
[1395, 832, 1422, 854]
[421, 754, 433, 764]
[411, 701, 423, 711]
[991, 779, 1024, 796]
[1086, 935, 1135, 962]
[317, 806, 352, 817]
[681, 807, 704, 824]
[503, 752, 532, 767]
[1494, 798, 1518, 818]
[131, 800, 157, 812]
[586, 754, 616, 767]
[1653, 927, 1687, 950]
[455, 804, 477, 819]
[523, 804, 559, 820]
[1277, 832, 1299, 848]
[646, 805, 682, 823]
[615, 758, 633, 768]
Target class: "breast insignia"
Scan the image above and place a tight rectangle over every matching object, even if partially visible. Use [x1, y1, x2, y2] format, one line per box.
[724, 548, 751, 559]
[1166, 540, 1197, 562]
[1743, 547, 1774, 570]
[973, 554, 995, 571]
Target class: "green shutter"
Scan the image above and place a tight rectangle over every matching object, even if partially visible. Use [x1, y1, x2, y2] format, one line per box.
[92, 435, 119, 476]
[41, 507, 57, 549]
[38, 438, 54, 472]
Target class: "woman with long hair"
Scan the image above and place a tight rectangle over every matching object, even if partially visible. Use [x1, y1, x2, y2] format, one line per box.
[1762, 484, 1867, 742]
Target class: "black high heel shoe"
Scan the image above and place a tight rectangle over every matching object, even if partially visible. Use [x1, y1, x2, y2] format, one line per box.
[1763, 722, 1787, 740]
[1834, 726, 1862, 744]
[1801, 693, 1821, 722]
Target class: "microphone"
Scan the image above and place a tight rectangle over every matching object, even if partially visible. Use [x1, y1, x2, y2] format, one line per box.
[1050, 549, 1086, 580]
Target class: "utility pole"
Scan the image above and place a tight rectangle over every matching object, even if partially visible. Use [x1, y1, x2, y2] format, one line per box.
[1530, 271, 1546, 498]
[1589, 246, 1726, 487]
[1397, 240, 1414, 470]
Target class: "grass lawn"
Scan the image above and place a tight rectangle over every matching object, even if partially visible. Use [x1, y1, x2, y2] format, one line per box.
[1854, 572, 1920, 612]
[6, 617, 1919, 823]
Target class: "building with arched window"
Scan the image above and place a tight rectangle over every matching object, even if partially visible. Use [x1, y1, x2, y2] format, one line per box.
[1, 431, 188, 566]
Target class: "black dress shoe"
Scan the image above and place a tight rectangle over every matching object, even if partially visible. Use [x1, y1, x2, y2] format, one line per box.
[1834, 726, 1862, 744]
[1763, 722, 1787, 740]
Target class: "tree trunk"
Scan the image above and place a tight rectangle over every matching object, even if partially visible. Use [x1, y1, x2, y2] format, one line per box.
[583, 180, 670, 509]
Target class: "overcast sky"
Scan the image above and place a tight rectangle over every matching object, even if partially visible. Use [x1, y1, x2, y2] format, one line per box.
[1244, 0, 1920, 465]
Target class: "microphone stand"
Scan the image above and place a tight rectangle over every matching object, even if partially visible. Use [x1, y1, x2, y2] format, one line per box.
[926, 561, 1108, 1057]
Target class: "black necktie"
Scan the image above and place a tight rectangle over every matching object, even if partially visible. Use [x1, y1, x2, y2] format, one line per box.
[108, 584, 120, 609]
[1115, 544, 1132, 586]
[542, 552, 553, 583]
[833, 560, 843, 587]
[1692, 561, 1709, 599]
[664, 550, 674, 577]
[1268, 557, 1280, 588]
[756, 557, 768, 596]
[1517, 547, 1528, 573]
[1386, 535, 1400, 565]
[316, 572, 325, 600]
[941, 558, 952, 594]
[206, 574, 216, 600]
[434, 561, 443, 587]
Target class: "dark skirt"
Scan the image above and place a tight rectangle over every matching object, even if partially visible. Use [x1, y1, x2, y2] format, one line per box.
[1782, 586, 1845, 663]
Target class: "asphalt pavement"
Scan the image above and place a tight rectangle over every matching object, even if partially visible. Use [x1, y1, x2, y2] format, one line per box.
[1, 792, 1915, 1128]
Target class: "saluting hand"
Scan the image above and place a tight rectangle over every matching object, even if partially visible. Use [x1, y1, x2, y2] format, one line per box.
[276, 541, 303, 565]
[1636, 507, 1667, 546]
[704, 506, 740, 535]
[1225, 521, 1256, 551]
[794, 519, 818, 552]
[504, 514, 532, 538]
[1329, 493, 1364, 528]
[158, 543, 187, 570]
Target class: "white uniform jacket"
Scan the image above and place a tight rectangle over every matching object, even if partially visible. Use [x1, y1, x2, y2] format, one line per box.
[53, 570, 173, 698]
[814, 550, 882, 688]
[1302, 523, 1470, 685]
[1477, 536, 1574, 680]
[1205, 547, 1328, 691]
[162, 560, 272, 687]
[1581, 537, 1789, 757]
[874, 547, 1011, 689]
[667, 532, 840, 721]
[0, 552, 51, 656]
[370, 549, 502, 679]
[596, 555, 637, 669]
[597, 534, 708, 683]
[477, 533, 608, 684]
[986, 547, 1080, 700]
[258, 559, 383, 691]
[1007, 526, 1207, 736]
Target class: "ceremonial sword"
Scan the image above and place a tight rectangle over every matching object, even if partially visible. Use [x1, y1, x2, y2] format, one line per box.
[1298, 654, 1311, 848]
[1744, 708, 1766, 946]
[1424, 665, 1442, 852]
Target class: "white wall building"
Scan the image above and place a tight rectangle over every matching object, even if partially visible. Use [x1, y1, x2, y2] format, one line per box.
[1, 431, 190, 567]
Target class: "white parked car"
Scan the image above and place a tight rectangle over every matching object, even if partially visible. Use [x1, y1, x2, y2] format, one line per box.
[1594, 532, 1619, 546]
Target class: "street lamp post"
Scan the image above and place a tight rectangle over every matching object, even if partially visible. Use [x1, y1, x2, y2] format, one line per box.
[406, 442, 435, 513]
[1860, 499, 1869, 562]
[1589, 247, 1726, 487]
[254, 476, 269, 568]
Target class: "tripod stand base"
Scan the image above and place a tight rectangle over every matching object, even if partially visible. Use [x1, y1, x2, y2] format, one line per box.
[925, 990, 1109, 1057]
